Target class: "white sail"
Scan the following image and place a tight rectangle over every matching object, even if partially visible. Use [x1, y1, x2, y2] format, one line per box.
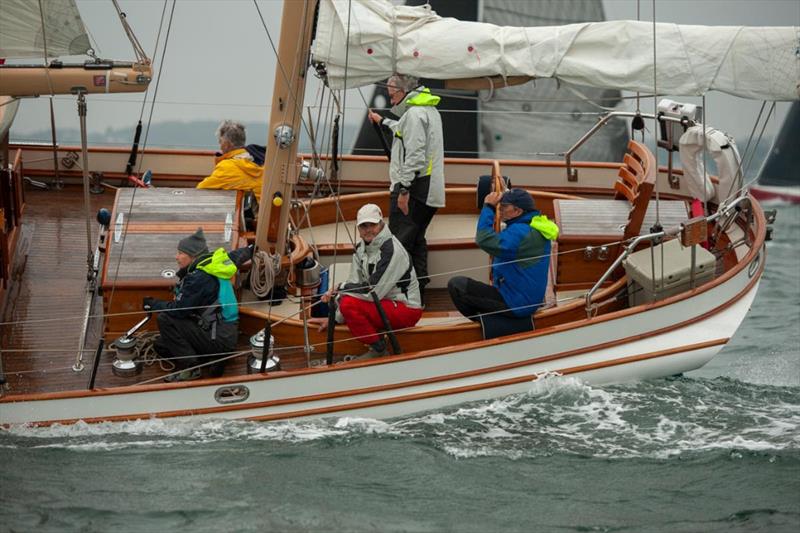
[0, 0, 91, 59]
[312, 0, 800, 101]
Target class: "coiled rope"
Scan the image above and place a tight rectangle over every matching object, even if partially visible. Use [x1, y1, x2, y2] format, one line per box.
[250, 249, 282, 298]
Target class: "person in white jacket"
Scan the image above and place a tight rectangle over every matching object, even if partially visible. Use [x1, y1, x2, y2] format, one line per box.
[310, 204, 423, 360]
[368, 74, 445, 300]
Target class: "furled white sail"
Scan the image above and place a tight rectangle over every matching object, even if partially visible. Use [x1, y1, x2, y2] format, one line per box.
[0, 0, 91, 59]
[312, 0, 800, 101]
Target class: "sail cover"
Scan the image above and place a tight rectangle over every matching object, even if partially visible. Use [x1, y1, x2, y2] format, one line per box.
[0, 0, 91, 59]
[312, 0, 800, 101]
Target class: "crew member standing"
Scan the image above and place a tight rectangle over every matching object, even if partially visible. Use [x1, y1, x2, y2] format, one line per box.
[368, 74, 445, 300]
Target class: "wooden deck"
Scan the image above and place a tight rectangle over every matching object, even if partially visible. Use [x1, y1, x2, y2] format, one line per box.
[0, 187, 285, 394]
[0, 186, 465, 395]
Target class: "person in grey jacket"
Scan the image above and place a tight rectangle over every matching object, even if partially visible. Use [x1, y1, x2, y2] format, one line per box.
[310, 204, 423, 360]
[368, 74, 445, 299]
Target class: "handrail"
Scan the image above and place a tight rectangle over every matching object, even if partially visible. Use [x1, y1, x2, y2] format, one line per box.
[565, 112, 687, 182]
[584, 195, 753, 317]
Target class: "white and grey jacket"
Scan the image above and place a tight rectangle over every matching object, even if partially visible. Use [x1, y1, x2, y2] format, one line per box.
[335, 224, 422, 322]
[381, 87, 445, 208]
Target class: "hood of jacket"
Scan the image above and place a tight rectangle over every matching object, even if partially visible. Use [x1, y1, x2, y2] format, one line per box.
[390, 87, 441, 117]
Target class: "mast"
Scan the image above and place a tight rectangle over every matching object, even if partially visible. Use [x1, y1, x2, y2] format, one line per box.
[255, 0, 318, 256]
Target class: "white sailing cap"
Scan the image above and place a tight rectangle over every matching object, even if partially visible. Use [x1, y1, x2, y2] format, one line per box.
[356, 203, 383, 226]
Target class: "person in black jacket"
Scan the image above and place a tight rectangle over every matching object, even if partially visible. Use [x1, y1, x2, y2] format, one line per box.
[144, 228, 252, 382]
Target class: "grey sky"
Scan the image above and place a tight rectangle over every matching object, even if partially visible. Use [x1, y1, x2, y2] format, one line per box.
[9, 0, 799, 149]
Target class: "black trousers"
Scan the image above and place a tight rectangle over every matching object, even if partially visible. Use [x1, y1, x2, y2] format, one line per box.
[154, 312, 238, 375]
[389, 191, 437, 291]
[447, 276, 516, 322]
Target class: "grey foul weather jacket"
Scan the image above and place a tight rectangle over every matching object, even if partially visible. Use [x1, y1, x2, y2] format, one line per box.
[381, 87, 445, 208]
[335, 224, 422, 323]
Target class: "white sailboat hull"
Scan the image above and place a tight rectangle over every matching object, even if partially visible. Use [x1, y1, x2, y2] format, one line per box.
[0, 249, 761, 426]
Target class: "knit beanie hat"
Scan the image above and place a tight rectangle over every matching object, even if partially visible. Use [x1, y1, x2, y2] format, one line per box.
[500, 188, 536, 212]
[178, 227, 209, 257]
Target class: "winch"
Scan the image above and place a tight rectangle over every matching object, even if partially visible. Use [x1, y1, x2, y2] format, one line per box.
[248, 329, 280, 373]
[111, 313, 151, 377]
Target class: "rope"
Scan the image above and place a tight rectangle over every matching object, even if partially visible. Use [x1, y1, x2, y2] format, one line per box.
[111, 0, 150, 64]
[250, 250, 282, 298]
[134, 0, 176, 176]
[132, 331, 175, 371]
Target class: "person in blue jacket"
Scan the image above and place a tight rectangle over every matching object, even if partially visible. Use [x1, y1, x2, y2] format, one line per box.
[447, 188, 557, 322]
[143, 228, 252, 382]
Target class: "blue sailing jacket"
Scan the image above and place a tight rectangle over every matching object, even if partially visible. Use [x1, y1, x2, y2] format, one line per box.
[476, 206, 551, 316]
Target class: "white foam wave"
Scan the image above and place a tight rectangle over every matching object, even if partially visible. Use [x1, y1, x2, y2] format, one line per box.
[2, 377, 797, 459]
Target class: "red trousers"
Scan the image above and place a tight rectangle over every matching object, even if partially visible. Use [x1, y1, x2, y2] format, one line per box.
[338, 295, 423, 345]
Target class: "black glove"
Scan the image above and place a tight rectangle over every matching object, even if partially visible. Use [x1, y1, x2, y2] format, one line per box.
[142, 297, 156, 311]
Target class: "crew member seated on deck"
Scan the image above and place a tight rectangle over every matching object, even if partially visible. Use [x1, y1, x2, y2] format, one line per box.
[447, 189, 558, 326]
[143, 228, 253, 382]
[196, 120, 264, 201]
[309, 204, 424, 361]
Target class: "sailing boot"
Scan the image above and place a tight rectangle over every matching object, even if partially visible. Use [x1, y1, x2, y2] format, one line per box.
[354, 338, 388, 360]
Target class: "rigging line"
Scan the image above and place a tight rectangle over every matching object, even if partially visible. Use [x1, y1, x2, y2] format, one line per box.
[35, 0, 62, 189]
[3, 350, 248, 378]
[134, 350, 252, 386]
[135, 0, 176, 176]
[251, 0, 316, 149]
[106, 0, 177, 334]
[38, 93, 628, 115]
[702, 95, 708, 214]
[651, 0, 660, 229]
[555, 85, 620, 113]
[135, 0, 170, 123]
[635, 0, 641, 119]
[35, 0, 58, 129]
[734, 101, 767, 185]
[297, 92, 340, 241]
[327, 2, 365, 284]
[318, 90, 338, 192]
[740, 102, 775, 186]
[111, 0, 149, 64]
[739, 103, 776, 193]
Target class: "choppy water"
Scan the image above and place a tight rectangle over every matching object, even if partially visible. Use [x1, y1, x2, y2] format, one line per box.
[2, 206, 799, 532]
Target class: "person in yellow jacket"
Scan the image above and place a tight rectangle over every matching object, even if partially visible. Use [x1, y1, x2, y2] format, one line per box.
[197, 120, 264, 201]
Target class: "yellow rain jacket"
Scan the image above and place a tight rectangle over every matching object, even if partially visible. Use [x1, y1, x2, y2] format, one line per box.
[197, 148, 263, 201]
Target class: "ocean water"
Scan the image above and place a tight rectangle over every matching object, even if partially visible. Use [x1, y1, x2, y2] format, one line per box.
[2, 205, 798, 532]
